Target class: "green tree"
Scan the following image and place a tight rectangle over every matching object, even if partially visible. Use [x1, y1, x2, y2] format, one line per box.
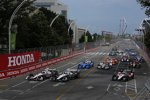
[137, 0, 150, 49]
[0, 0, 35, 49]
[79, 31, 93, 43]
[137, 0, 150, 16]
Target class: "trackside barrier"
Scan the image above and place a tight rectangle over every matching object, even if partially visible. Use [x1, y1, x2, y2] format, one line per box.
[0, 47, 100, 79]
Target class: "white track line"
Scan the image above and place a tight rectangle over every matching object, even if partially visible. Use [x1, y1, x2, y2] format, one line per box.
[107, 83, 111, 92]
[12, 81, 26, 88]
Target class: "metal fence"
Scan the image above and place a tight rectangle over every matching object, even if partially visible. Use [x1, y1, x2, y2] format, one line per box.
[0, 42, 100, 62]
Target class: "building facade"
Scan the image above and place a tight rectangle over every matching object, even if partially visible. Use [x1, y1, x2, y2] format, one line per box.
[34, 0, 68, 17]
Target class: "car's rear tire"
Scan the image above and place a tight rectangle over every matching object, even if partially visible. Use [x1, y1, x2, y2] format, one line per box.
[122, 77, 128, 82]
[112, 75, 117, 81]
[62, 77, 69, 82]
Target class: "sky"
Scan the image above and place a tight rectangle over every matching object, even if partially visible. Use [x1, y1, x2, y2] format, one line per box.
[60, 0, 147, 34]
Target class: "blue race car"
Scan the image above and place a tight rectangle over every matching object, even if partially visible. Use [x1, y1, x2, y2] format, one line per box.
[78, 60, 94, 69]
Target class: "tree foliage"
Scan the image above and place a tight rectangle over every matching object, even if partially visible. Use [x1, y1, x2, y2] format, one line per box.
[137, 0, 150, 49]
[79, 31, 94, 43]
[0, 0, 73, 49]
[137, 0, 150, 16]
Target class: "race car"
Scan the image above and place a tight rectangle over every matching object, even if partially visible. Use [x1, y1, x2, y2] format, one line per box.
[109, 51, 117, 56]
[26, 68, 57, 81]
[134, 55, 145, 63]
[105, 57, 118, 65]
[128, 60, 141, 68]
[51, 68, 80, 82]
[112, 69, 134, 82]
[78, 60, 94, 69]
[97, 62, 112, 70]
[121, 56, 130, 62]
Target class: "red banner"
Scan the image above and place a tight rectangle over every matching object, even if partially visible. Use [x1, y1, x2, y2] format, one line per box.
[0, 49, 86, 79]
[0, 52, 41, 70]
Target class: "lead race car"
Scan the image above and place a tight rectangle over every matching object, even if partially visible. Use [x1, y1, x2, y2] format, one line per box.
[112, 69, 134, 82]
[26, 68, 58, 81]
[78, 60, 94, 69]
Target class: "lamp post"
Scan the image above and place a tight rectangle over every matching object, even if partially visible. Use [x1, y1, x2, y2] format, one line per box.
[8, 0, 28, 54]
[68, 20, 75, 35]
[50, 14, 60, 27]
[84, 25, 90, 53]
[67, 20, 75, 54]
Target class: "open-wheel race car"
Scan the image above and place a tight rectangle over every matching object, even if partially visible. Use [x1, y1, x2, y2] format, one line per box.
[128, 60, 141, 68]
[50, 68, 80, 82]
[105, 57, 119, 65]
[25, 68, 58, 81]
[78, 60, 94, 69]
[112, 69, 134, 82]
[121, 55, 130, 62]
[97, 62, 112, 70]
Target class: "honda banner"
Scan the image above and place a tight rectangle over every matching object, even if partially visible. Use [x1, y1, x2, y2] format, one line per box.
[0, 52, 41, 70]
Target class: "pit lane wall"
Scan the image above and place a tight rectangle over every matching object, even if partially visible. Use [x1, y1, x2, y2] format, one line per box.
[0, 47, 99, 79]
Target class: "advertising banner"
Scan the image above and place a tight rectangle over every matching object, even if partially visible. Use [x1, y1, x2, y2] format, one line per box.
[0, 52, 41, 70]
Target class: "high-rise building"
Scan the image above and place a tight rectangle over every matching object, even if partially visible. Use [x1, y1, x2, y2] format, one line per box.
[34, 0, 68, 18]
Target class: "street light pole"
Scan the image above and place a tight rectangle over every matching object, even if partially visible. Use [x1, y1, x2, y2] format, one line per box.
[84, 25, 90, 53]
[50, 14, 60, 27]
[68, 21, 74, 35]
[8, 0, 27, 54]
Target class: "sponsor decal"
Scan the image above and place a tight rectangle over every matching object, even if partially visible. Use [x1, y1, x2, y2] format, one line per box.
[7, 70, 19, 76]
[8, 54, 35, 67]
[0, 52, 41, 70]
[20, 68, 28, 73]
[28, 66, 35, 71]
[36, 64, 42, 68]
[0, 72, 5, 78]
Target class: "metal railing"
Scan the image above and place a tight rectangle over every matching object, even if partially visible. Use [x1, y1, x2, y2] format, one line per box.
[0, 42, 101, 62]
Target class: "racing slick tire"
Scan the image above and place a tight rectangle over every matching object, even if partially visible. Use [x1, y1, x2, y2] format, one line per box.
[122, 76, 128, 82]
[112, 75, 118, 81]
[26, 74, 34, 81]
[61, 76, 69, 82]
[50, 77, 57, 81]
[97, 65, 102, 69]
[37, 76, 44, 81]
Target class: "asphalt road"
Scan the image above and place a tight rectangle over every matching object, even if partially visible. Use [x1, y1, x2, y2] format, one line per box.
[0, 39, 150, 100]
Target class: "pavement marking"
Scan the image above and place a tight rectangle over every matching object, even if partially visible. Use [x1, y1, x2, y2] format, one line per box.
[56, 67, 96, 100]
[107, 83, 111, 92]
[87, 86, 94, 89]
[32, 79, 49, 89]
[29, 81, 38, 84]
[86, 52, 109, 56]
[53, 82, 65, 87]
[5, 89, 24, 94]
[12, 81, 26, 88]
[125, 79, 137, 99]
[3, 81, 27, 91]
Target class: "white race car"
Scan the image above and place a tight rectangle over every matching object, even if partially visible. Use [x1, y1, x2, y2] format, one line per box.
[97, 62, 112, 70]
[26, 68, 57, 81]
[112, 69, 134, 82]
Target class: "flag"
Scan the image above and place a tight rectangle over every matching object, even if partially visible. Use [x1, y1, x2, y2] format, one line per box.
[11, 32, 16, 50]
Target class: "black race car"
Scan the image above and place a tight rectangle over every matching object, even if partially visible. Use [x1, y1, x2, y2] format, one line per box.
[50, 68, 80, 82]
[112, 69, 134, 82]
